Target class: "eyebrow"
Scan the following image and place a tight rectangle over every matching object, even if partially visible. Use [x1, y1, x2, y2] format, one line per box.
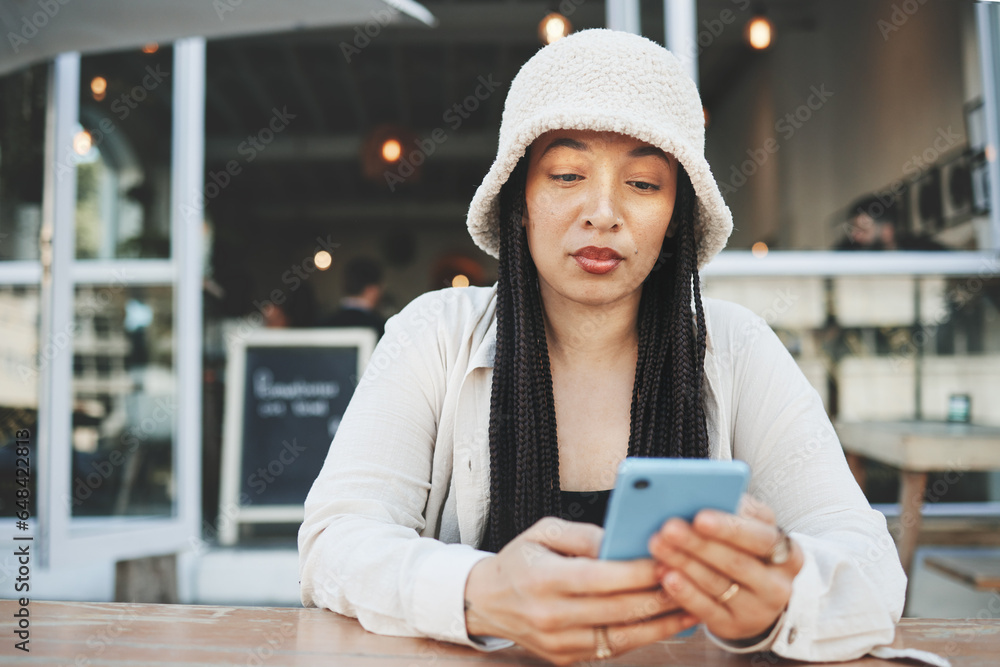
[628, 145, 671, 164]
[539, 137, 588, 157]
[539, 137, 672, 165]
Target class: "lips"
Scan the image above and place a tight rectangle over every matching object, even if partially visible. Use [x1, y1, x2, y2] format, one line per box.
[572, 246, 624, 275]
[573, 246, 624, 261]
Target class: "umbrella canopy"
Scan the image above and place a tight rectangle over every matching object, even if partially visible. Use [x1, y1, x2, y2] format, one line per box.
[0, 0, 435, 75]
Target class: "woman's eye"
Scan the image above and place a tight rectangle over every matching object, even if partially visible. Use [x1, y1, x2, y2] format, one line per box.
[550, 174, 581, 183]
[629, 181, 660, 191]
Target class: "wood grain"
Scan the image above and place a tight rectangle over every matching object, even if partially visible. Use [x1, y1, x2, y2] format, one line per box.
[3, 600, 1000, 666]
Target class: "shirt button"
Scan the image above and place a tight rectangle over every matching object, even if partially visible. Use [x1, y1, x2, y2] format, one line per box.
[787, 627, 798, 644]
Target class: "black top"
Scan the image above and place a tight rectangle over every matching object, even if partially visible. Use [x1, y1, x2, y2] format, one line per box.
[320, 306, 386, 338]
[559, 489, 612, 527]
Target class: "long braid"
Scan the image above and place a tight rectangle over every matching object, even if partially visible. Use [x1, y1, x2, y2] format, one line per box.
[482, 160, 708, 553]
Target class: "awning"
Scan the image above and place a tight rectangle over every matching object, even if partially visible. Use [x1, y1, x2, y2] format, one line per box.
[0, 0, 435, 75]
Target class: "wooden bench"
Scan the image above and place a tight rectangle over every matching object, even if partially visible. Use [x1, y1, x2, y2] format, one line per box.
[924, 555, 1000, 591]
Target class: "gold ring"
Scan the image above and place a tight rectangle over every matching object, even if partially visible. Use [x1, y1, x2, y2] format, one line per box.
[594, 626, 612, 660]
[717, 582, 740, 604]
[765, 527, 792, 566]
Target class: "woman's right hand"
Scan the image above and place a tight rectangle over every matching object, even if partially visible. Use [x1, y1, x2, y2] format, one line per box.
[464, 517, 698, 665]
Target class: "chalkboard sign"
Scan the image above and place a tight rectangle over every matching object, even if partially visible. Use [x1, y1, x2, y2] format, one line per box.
[219, 328, 376, 545]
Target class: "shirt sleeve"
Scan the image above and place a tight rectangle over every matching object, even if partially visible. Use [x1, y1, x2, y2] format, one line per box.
[297, 290, 499, 648]
[718, 304, 906, 662]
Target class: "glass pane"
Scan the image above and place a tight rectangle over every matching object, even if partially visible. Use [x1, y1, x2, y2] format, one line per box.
[699, 0, 984, 251]
[0, 286, 40, 517]
[0, 66, 46, 262]
[70, 284, 174, 517]
[702, 273, 1000, 504]
[75, 46, 173, 260]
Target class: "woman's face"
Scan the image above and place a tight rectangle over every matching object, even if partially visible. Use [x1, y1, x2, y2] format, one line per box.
[523, 129, 679, 310]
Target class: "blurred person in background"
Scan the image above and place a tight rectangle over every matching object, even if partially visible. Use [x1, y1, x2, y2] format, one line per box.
[836, 195, 945, 251]
[320, 256, 386, 338]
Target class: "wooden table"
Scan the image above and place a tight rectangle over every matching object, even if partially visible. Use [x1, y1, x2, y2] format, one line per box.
[3, 600, 1000, 666]
[835, 421, 1000, 577]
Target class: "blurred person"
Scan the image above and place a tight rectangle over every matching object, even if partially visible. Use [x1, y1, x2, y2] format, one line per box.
[836, 195, 945, 250]
[320, 256, 386, 338]
[262, 281, 317, 328]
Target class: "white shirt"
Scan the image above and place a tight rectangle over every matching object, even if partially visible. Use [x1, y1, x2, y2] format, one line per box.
[298, 285, 906, 662]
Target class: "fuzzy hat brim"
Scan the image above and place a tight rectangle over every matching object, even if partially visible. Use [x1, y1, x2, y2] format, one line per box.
[466, 29, 733, 270]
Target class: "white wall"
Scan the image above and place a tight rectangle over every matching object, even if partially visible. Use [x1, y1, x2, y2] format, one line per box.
[705, 0, 973, 250]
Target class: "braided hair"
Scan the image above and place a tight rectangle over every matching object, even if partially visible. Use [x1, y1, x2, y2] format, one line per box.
[482, 156, 709, 553]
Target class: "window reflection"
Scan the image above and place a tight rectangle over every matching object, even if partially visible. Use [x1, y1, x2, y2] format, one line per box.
[75, 47, 173, 260]
[702, 274, 1000, 504]
[0, 66, 46, 262]
[0, 287, 39, 517]
[71, 285, 174, 517]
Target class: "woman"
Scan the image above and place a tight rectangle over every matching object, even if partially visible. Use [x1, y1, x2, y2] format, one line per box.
[299, 29, 905, 664]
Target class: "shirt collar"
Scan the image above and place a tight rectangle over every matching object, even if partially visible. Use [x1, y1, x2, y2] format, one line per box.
[464, 291, 715, 372]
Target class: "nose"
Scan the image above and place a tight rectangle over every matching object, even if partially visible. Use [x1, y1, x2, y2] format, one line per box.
[583, 175, 621, 232]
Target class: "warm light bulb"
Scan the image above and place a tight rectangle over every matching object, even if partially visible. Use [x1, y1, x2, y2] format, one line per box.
[142, 43, 159, 54]
[751, 241, 769, 258]
[90, 76, 107, 95]
[314, 250, 332, 271]
[747, 17, 773, 50]
[73, 130, 93, 156]
[451, 274, 470, 288]
[381, 139, 402, 163]
[538, 13, 572, 45]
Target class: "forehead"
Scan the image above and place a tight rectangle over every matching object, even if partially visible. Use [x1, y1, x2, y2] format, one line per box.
[529, 129, 672, 162]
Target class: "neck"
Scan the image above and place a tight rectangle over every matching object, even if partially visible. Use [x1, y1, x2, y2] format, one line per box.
[540, 286, 640, 366]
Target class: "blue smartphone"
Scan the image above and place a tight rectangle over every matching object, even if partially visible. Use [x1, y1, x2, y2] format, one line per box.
[599, 458, 751, 561]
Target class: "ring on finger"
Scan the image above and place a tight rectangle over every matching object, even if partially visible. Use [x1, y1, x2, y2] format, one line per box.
[764, 527, 792, 566]
[594, 626, 613, 660]
[717, 582, 740, 604]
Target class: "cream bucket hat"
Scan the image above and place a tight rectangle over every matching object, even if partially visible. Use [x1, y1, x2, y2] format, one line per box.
[466, 29, 733, 269]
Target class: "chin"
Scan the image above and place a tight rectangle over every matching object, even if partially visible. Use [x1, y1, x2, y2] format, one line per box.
[561, 282, 639, 308]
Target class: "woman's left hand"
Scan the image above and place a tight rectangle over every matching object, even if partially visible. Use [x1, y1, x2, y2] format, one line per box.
[648, 495, 804, 642]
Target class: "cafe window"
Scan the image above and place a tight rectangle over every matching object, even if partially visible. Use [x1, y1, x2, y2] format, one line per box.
[699, 0, 987, 252]
[695, 0, 1000, 510]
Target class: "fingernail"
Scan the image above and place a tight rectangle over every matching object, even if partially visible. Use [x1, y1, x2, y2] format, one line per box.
[698, 512, 719, 531]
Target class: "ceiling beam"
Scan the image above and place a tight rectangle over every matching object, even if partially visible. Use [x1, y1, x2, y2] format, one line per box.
[205, 131, 499, 162]
[284, 45, 329, 132]
[251, 201, 470, 223]
[275, 1, 606, 46]
[226, 44, 277, 117]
